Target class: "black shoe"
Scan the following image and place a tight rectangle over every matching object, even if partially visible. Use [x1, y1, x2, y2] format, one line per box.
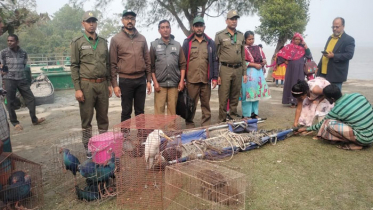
[231, 113, 242, 118]
[86, 152, 92, 159]
[226, 114, 233, 121]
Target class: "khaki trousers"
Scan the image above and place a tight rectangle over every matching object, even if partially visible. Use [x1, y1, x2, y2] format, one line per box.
[218, 65, 242, 122]
[186, 82, 211, 127]
[154, 87, 179, 115]
[79, 80, 109, 149]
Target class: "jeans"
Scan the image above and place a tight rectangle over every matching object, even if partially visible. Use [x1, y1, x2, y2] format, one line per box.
[4, 79, 38, 126]
[119, 76, 146, 122]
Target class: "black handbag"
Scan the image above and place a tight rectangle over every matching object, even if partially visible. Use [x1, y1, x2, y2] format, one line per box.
[176, 88, 194, 119]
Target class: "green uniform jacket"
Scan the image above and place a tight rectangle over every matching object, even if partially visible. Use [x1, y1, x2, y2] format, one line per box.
[70, 34, 111, 91]
[214, 28, 246, 76]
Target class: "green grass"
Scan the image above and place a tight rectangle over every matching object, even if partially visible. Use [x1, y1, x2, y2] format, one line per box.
[46, 135, 373, 210]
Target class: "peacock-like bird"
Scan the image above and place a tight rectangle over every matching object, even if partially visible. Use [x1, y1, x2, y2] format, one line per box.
[78, 158, 96, 178]
[0, 174, 31, 206]
[85, 152, 116, 198]
[59, 148, 80, 176]
[7, 171, 26, 185]
[75, 184, 103, 202]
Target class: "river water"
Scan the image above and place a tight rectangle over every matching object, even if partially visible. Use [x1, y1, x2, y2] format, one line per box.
[262, 46, 373, 80]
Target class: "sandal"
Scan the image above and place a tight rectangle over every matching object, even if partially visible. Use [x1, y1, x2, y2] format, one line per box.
[32, 117, 46, 125]
[300, 131, 314, 136]
[14, 124, 23, 131]
[336, 144, 363, 150]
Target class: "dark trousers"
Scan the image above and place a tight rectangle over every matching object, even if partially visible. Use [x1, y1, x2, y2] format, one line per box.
[119, 76, 146, 122]
[79, 80, 109, 149]
[186, 82, 211, 128]
[4, 79, 37, 126]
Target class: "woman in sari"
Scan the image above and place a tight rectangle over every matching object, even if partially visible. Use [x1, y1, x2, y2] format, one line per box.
[269, 46, 287, 87]
[278, 33, 312, 107]
[241, 31, 271, 118]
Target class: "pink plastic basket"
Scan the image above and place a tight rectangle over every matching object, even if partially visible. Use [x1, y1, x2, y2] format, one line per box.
[88, 132, 123, 164]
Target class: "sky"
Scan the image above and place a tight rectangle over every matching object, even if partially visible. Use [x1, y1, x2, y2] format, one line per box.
[35, 0, 373, 49]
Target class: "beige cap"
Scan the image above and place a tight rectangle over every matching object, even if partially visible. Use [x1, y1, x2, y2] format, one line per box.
[82, 11, 98, 22]
[227, 10, 240, 19]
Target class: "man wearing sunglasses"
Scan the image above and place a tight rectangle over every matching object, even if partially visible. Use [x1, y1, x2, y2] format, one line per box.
[70, 11, 112, 151]
[215, 10, 247, 122]
[317, 17, 355, 90]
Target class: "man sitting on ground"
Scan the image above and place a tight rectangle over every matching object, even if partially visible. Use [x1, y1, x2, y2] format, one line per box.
[297, 84, 373, 150]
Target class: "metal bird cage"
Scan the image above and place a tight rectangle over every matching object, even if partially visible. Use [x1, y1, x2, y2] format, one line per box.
[164, 160, 246, 210]
[114, 114, 184, 210]
[0, 152, 43, 209]
[49, 127, 122, 207]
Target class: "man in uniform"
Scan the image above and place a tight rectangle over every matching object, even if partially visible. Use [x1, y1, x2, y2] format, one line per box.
[0, 16, 12, 152]
[215, 10, 247, 122]
[70, 11, 112, 150]
[150, 19, 186, 115]
[182, 16, 218, 127]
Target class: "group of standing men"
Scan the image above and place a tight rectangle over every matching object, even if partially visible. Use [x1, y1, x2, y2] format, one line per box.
[0, 7, 358, 152]
[71, 9, 250, 148]
[70, 9, 357, 149]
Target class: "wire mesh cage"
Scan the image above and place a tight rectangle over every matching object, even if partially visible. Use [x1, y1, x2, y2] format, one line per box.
[164, 160, 246, 210]
[49, 127, 122, 206]
[114, 114, 185, 210]
[0, 152, 43, 209]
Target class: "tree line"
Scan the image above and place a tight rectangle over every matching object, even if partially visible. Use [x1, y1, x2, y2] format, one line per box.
[0, 0, 310, 56]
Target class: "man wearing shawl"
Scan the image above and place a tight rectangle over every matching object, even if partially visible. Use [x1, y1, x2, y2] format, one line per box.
[278, 33, 312, 106]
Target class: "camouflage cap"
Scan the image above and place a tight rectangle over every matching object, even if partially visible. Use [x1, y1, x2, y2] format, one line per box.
[193, 16, 205, 25]
[122, 9, 137, 17]
[227, 10, 240, 19]
[82, 11, 98, 22]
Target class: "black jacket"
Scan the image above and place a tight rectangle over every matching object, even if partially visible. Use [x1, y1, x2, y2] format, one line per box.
[317, 32, 355, 83]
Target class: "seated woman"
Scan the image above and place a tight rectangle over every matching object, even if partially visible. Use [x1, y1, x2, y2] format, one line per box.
[298, 84, 373, 150]
[291, 78, 334, 129]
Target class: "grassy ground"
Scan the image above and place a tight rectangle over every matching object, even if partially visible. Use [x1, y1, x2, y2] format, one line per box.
[9, 79, 373, 210]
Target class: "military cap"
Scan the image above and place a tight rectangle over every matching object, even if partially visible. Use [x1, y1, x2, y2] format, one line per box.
[82, 11, 98, 22]
[193, 16, 205, 25]
[122, 9, 137, 17]
[227, 10, 240, 19]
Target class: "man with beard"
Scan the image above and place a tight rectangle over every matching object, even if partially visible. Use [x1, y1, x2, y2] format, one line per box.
[215, 10, 247, 122]
[150, 20, 186, 115]
[70, 11, 112, 151]
[317, 17, 355, 90]
[110, 10, 152, 122]
[1, 34, 45, 131]
[182, 16, 218, 127]
[297, 84, 373, 150]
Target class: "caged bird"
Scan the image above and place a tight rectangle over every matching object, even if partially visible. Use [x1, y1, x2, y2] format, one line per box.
[78, 158, 96, 178]
[59, 148, 80, 176]
[144, 129, 165, 170]
[0, 174, 32, 206]
[85, 152, 116, 198]
[7, 171, 26, 185]
[75, 184, 103, 202]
